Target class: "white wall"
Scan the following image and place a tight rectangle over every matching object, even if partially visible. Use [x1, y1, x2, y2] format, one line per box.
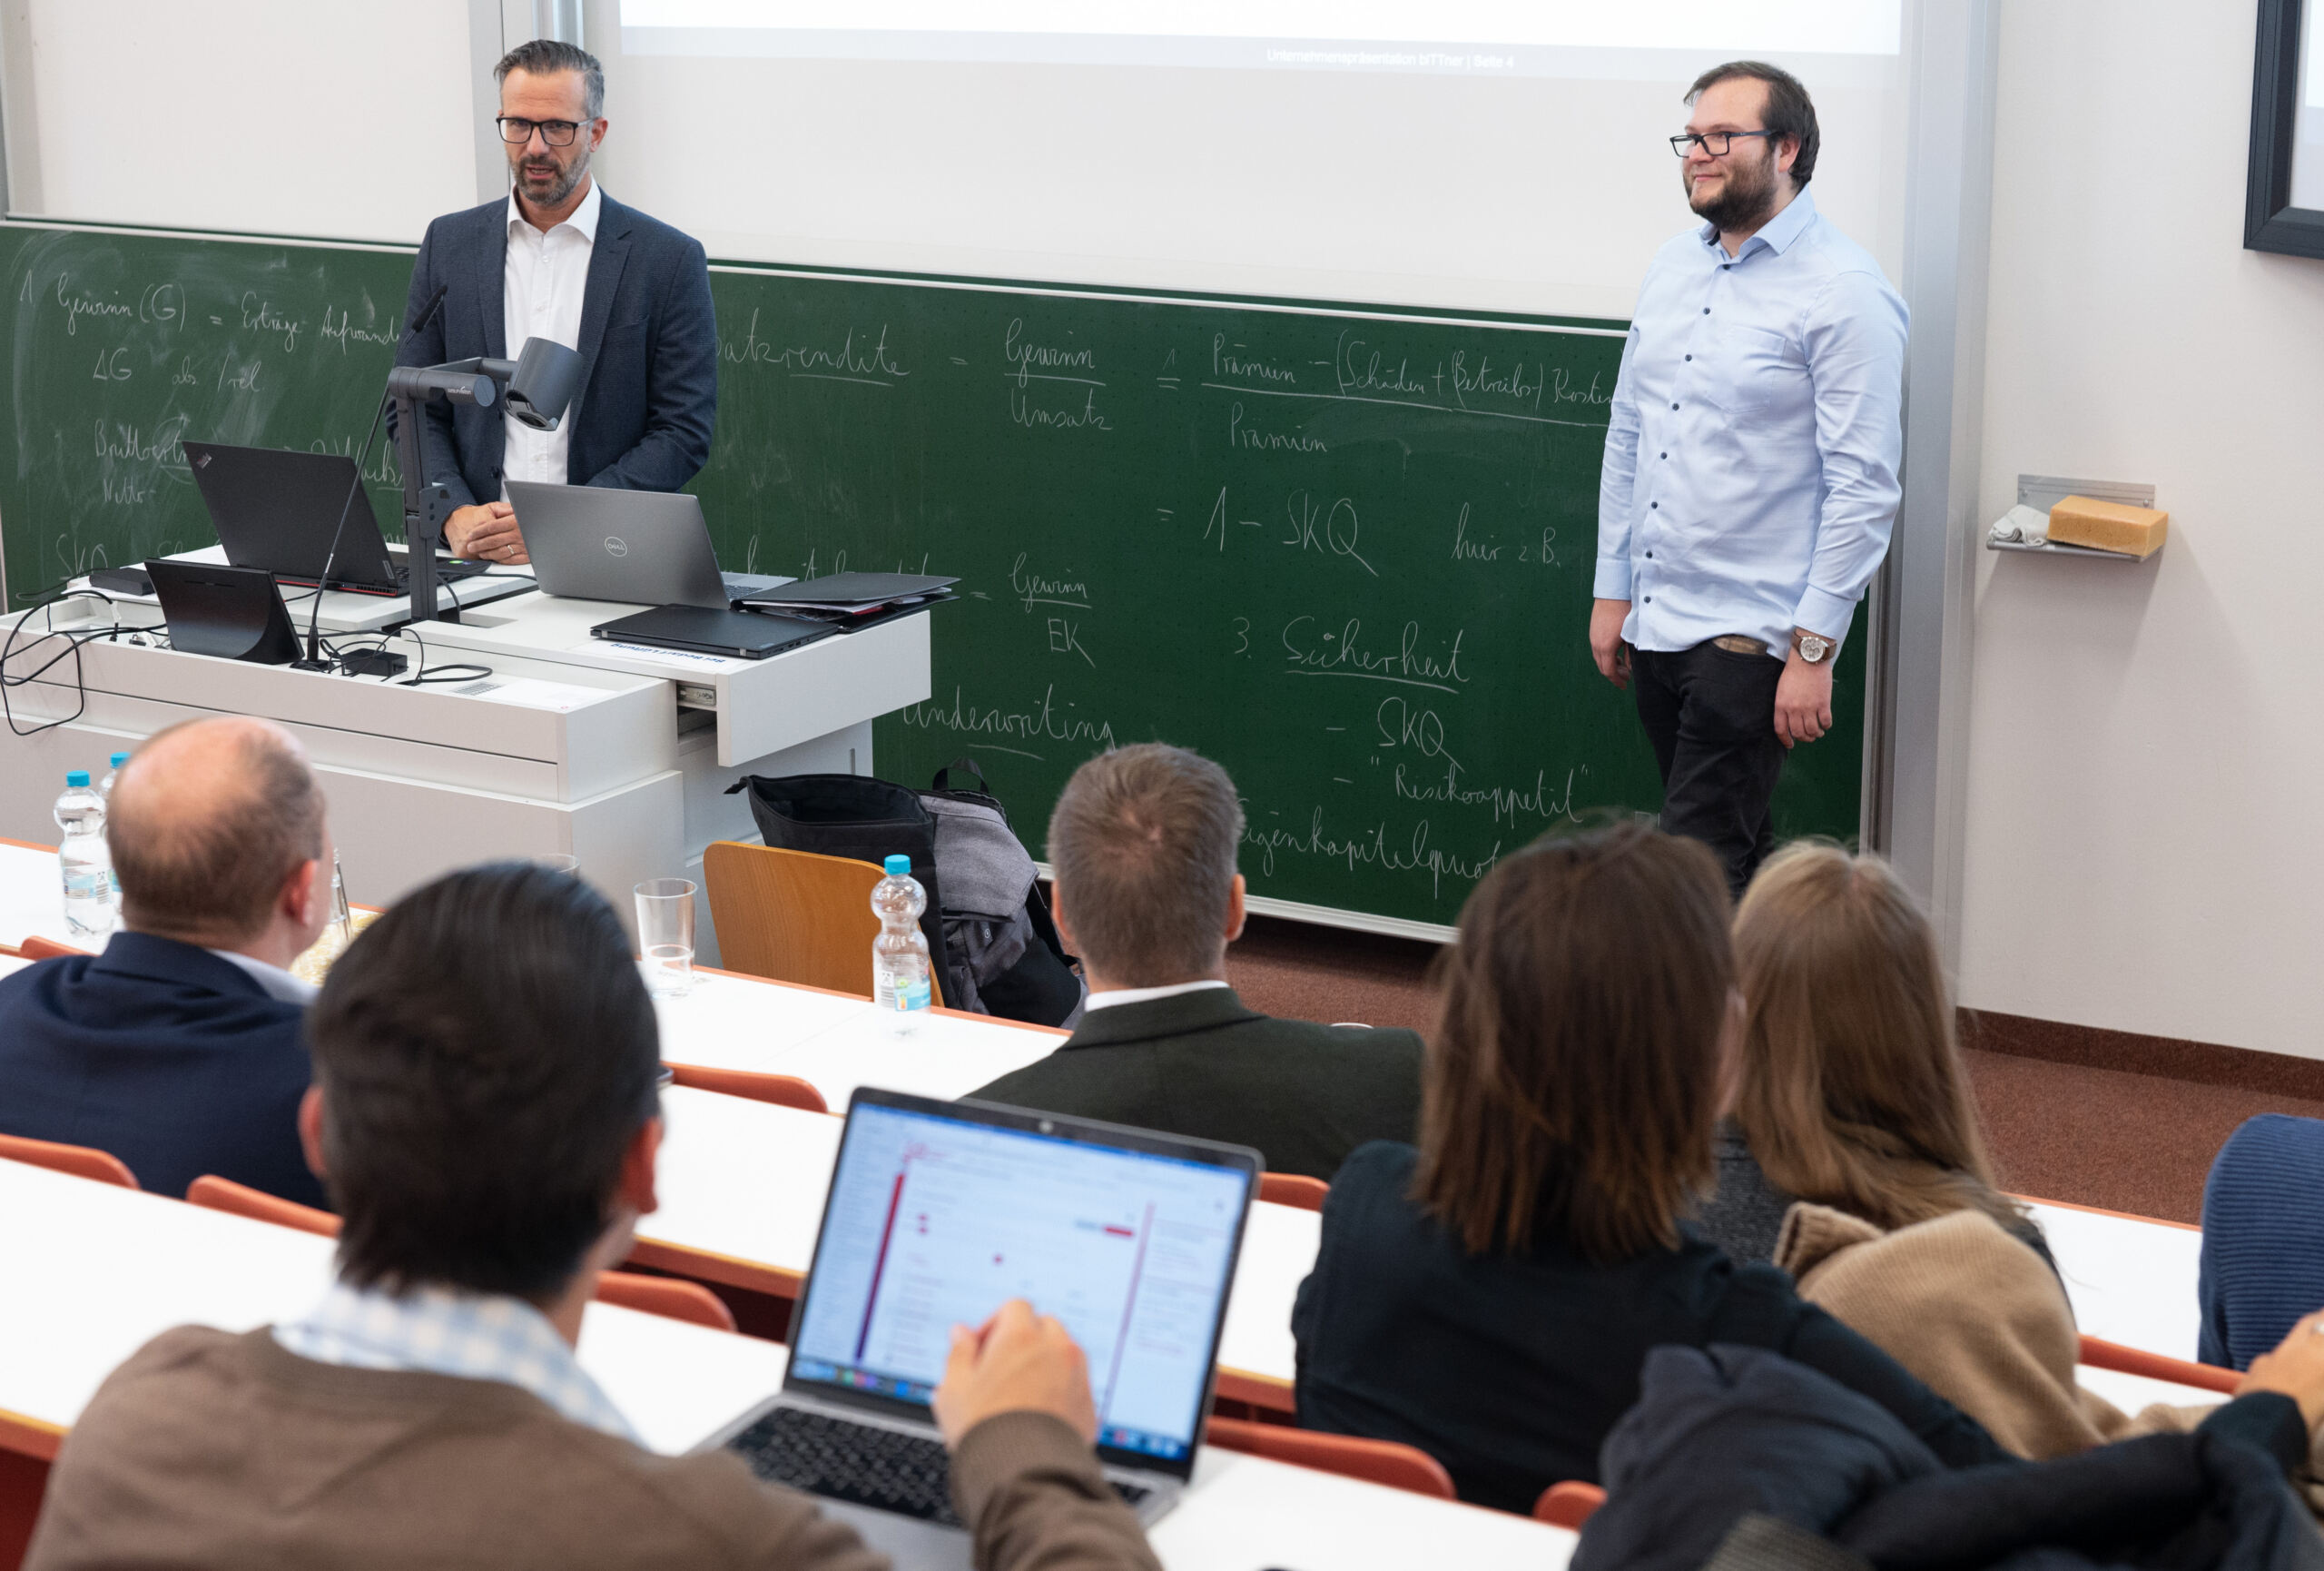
[1960, 0, 2324, 1059]
[3, 0, 477, 242]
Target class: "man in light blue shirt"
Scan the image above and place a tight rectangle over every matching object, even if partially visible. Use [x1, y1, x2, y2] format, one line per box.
[1591, 61, 1906, 895]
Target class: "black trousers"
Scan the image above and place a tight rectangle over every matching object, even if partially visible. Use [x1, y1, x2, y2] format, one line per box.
[1631, 640, 1787, 899]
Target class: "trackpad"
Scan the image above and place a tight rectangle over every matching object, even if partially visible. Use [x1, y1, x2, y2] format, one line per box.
[816, 1499, 973, 1571]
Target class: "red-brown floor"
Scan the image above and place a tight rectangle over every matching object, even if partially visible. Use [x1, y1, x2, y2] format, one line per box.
[1222, 914, 2324, 1226]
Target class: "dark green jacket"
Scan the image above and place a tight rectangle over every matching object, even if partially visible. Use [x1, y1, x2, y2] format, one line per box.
[966, 986, 1422, 1181]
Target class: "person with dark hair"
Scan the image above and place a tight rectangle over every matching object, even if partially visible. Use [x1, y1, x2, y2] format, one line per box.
[1589, 60, 1907, 896]
[968, 744, 1421, 1180]
[0, 716, 332, 1207]
[25, 863, 1164, 1571]
[397, 36, 717, 566]
[1290, 823, 2011, 1512]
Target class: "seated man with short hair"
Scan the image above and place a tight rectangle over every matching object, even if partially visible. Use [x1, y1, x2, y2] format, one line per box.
[970, 744, 1422, 1181]
[26, 862, 1159, 1571]
[0, 716, 331, 1207]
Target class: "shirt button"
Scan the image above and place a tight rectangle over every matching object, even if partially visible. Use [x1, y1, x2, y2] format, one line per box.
[1643, 596, 1653, 603]
[1670, 402, 1679, 410]
[1685, 354, 1692, 361]
[1650, 502, 1659, 509]
[1659, 452, 1668, 459]
[1646, 551, 1654, 558]
[1702, 307, 1710, 314]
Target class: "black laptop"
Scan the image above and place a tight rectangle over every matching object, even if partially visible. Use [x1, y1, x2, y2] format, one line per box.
[589, 605, 838, 660]
[182, 440, 488, 597]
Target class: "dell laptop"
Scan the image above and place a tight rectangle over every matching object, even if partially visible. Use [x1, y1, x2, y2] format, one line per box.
[505, 482, 791, 608]
[182, 441, 488, 597]
[707, 1088, 1261, 1567]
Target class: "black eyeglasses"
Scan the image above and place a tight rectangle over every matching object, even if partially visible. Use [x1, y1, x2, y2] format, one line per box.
[1669, 129, 1780, 157]
[497, 116, 590, 147]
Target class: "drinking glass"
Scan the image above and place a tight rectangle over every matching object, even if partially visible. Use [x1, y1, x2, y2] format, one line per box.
[535, 853, 580, 875]
[635, 878, 696, 999]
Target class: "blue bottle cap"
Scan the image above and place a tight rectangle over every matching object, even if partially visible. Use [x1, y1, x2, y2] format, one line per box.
[110, 752, 130, 767]
[884, 855, 912, 876]
[64, 770, 89, 788]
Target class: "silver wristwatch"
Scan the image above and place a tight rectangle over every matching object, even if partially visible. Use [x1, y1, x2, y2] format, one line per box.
[1794, 631, 1833, 665]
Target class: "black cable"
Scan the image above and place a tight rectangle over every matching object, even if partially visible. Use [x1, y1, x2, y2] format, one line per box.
[0, 590, 131, 737]
[299, 390, 392, 669]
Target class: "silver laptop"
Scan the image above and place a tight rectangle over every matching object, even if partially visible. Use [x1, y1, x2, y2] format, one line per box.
[505, 482, 790, 608]
[707, 1087, 1261, 1567]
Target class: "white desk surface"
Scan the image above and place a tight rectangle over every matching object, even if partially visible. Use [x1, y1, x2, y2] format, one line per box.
[2028, 1200, 2204, 1362]
[128, 548, 537, 633]
[0, 1157, 1571, 1569]
[648, 1086, 1317, 1390]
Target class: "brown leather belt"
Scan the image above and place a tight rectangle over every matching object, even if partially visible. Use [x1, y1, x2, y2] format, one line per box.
[1711, 635, 1768, 656]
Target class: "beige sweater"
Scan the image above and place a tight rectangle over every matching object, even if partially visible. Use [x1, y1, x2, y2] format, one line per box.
[26, 1326, 1163, 1571]
[1775, 1202, 2205, 1460]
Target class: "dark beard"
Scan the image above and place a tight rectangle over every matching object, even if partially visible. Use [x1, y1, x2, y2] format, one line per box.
[515, 147, 590, 209]
[1689, 155, 1777, 232]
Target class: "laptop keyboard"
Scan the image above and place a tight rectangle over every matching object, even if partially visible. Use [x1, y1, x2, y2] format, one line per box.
[727, 1407, 1152, 1527]
[288, 558, 489, 597]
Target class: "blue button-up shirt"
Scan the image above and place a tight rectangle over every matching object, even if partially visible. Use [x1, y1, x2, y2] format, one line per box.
[275, 1280, 637, 1442]
[1594, 187, 1907, 657]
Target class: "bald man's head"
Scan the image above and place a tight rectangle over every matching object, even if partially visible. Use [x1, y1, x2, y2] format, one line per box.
[110, 717, 327, 947]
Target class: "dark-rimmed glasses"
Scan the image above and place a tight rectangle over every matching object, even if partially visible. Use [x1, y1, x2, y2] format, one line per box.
[497, 116, 590, 146]
[1669, 130, 1781, 157]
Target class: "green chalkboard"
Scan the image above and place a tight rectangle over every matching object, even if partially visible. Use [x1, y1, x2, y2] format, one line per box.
[0, 223, 1865, 932]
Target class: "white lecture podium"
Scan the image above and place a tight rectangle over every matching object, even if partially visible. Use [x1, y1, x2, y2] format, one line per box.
[0, 581, 930, 962]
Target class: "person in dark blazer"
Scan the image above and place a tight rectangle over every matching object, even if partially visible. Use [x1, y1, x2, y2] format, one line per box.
[968, 745, 1421, 1181]
[395, 38, 716, 566]
[1291, 823, 2011, 1513]
[0, 717, 334, 1209]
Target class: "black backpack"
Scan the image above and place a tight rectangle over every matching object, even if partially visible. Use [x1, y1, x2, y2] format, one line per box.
[723, 758, 1085, 1028]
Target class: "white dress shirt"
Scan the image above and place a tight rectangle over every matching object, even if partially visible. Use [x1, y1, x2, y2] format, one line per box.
[503, 182, 602, 487]
[1078, 978, 1230, 1013]
[204, 946, 319, 1005]
[1594, 187, 1908, 657]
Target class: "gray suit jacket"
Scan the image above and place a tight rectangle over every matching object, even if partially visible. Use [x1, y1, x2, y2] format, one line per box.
[967, 987, 1422, 1181]
[396, 191, 717, 508]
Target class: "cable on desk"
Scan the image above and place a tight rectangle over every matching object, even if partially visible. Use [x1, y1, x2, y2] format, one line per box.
[0, 589, 135, 737]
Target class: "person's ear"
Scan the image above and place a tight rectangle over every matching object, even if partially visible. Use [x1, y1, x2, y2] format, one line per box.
[298, 1084, 330, 1181]
[618, 1115, 663, 1220]
[1777, 135, 1799, 176]
[1224, 874, 1247, 944]
[588, 117, 607, 153]
[1048, 882, 1078, 955]
[285, 857, 324, 930]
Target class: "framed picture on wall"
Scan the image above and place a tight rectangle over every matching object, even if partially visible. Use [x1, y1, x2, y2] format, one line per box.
[2249, 0, 2324, 256]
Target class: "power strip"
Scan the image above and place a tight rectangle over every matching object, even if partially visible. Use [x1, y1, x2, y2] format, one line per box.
[340, 649, 410, 679]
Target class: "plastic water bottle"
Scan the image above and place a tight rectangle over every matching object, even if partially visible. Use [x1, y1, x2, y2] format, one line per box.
[54, 770, 113, 939]
[97, 751, 129, 914]
[871, 855, 932, 1034]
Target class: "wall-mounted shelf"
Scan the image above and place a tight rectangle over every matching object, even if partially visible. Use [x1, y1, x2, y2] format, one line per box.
[1985, 538, 2143, 561]
[1989, 473, 2161, 562]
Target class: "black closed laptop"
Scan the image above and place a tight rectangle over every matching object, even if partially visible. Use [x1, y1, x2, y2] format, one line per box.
[182, 440, 487, 596]
[591, 605, 837, 660]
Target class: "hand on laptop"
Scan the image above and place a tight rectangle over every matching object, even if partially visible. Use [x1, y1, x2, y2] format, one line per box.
[447, 500, 528, 565]
[932, 1299, 1098, 1447]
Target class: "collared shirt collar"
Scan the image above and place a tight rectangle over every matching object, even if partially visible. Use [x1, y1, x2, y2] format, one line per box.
[274, 1280, 636, 1443]
[1079, 978, 1231, 1013]
[202, 946, 319, 1005]
[1698, 183, 1819, 261]
[506, 177, 603, 243]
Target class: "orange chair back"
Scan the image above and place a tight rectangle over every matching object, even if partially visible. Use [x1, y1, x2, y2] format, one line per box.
[1204, 1416, 1454, 1499]
[1534, 1480, 1607, 1529]
[2077, 1333, 2240, 1394]
[188, 1174, 340, 1236]
[702, 841, 944, 1005]
[0, 1132, 137, 1190]
[593, 1271, 737, 1332]
[185, 1174, 742, 1334]
[17, 936, 89, 962]
[665, 1063, 829, 1114]
[1258, 1173, 1328, 1211]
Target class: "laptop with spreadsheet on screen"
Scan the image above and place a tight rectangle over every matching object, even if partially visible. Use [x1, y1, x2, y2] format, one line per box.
[706, 1087, 1260, 1567]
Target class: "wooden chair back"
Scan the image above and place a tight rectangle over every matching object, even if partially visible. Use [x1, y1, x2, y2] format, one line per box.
[702, 841, 942, 1005]
[665, 1063, 829, 1113]
[186, 1174, 739, 1333]
[0, 1131, 137, 1190]
[1533, 1480, 1607, 1529]
[1203, 1416, 1454, 1499]
[1258, 1173, 1328, 1211]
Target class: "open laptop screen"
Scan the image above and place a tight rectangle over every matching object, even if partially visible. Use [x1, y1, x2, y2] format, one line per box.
[788, 1094, 1256, 1467]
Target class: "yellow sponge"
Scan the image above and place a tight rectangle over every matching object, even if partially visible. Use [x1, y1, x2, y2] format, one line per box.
[2048, 495, 2168, 558]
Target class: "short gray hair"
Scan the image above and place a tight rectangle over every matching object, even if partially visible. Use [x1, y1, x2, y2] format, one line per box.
[1047, 745, 1245, 986]
[496, 38, 604, 120]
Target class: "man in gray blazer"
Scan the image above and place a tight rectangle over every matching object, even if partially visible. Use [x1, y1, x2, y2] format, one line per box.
[970, 746, 1421, 1181]
[396, 39, 716, 566]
